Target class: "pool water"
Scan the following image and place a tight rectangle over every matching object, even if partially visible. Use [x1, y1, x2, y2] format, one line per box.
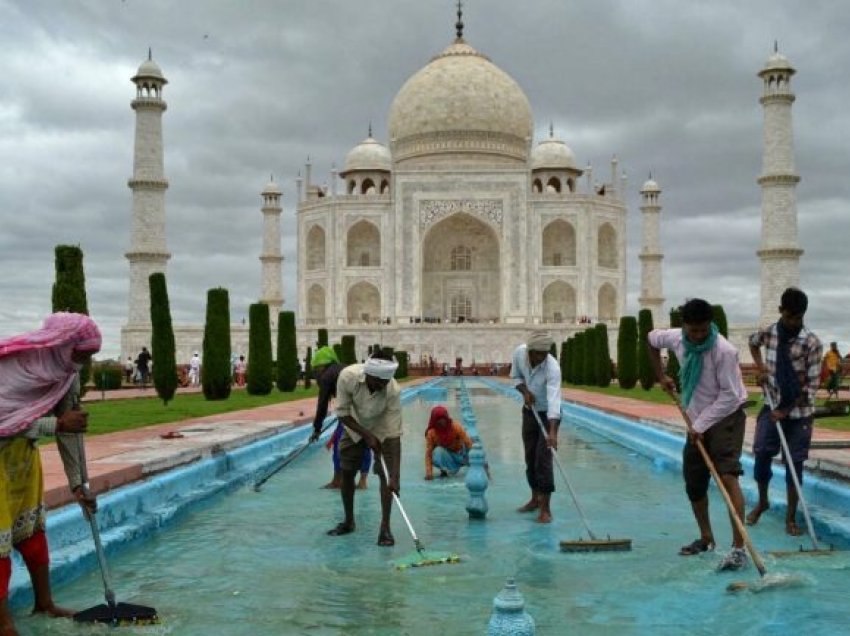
[12, 379, 850, 635]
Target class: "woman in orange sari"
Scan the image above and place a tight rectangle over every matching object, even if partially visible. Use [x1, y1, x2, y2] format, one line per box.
[424, 406, 473, 480]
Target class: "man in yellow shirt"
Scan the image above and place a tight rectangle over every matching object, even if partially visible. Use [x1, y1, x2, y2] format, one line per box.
[823, 342, 843, 399]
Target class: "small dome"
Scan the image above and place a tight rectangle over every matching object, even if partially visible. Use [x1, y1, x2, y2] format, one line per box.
[133, 55, 167, 84]
[342, 136, 392, 174]
[531, 135, 579, 171]
[641, 178, 660, 193]
[262, 179, 281, 195]
[763, 51, 793, 71]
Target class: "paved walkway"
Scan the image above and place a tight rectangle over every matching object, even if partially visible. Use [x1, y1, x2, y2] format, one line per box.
[40, 382, 850, 510]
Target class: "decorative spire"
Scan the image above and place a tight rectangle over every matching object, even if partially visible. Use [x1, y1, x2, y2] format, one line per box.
[148, 47, 152, 60]
[455, 0, 464, 40]
[368, 121, 372, 137]
[774, 39, 778, 53]
[648, 171, 652, 180]
[270, 173, 274, 182]
[548, 122, 554, 138]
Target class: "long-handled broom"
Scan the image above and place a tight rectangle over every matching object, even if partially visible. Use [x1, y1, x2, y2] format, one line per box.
[253, 420, 335, 491]
[528, 408, 632, 552]
[761, 387, 835, 557]
[378, 455, 460, 570]
[72, 434, 159, 625]
[671, 397, 805, 593]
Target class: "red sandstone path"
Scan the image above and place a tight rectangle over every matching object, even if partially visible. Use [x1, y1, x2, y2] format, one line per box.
[39, 380, 850, 510]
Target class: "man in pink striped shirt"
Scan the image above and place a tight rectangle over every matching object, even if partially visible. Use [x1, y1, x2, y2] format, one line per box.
[648, 298, 750, 571]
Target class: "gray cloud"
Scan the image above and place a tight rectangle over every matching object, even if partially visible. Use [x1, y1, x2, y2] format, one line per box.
[1, 0, 848, 357]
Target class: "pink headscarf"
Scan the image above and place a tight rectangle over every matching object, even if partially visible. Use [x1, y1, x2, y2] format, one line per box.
[0, 312, 102, 437]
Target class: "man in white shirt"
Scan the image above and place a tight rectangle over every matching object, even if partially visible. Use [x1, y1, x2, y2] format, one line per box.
[326, 351, 402, 547]
[648, 298, 749, 571]
[188, 352, 201, 387]
[510, 331, 562, 523]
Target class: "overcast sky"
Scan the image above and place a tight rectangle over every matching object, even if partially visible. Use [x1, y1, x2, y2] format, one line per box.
[1, 0, 848, 359]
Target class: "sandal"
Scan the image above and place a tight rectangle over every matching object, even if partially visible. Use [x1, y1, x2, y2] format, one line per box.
[327, 522, 355, 536]
[679, 538, 715, 556]
[377, 528, 395, 547]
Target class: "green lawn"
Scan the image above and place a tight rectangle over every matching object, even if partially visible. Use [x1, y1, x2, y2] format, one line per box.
[80, 386, 319, 436]
[566, 383, 850, 432]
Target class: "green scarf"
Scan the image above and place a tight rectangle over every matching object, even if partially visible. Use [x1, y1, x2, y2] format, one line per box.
[679, 323, 718, 407]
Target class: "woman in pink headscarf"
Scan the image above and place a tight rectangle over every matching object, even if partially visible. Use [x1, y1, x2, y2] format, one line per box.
[0, 313, 101, 636]
[424, 405, 473, 480]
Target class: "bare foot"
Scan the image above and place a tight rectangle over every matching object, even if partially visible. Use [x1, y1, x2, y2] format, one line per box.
[321, 479, 341, 490]
[745, 502, 769, 525]
[786, 520, 804, 536]
[32, 603, 75, 619]
[357, 475, 368, 490]
[517, 498, 539, 513]
[536, 509, 552, 524]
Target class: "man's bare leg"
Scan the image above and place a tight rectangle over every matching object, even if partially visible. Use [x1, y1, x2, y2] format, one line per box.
[786, 487, 803, 536]
[357, 472, 368, 490]
[377, 471, 394, 546]
[321, 470, 342, 489]
[690, 496, 716, 547]
[517, 490, 539, 513]
[745, 481, 770, 525]
[1, 601, 19, 636]
[536, 493, 552, 524]
[720, 474, 746, 549]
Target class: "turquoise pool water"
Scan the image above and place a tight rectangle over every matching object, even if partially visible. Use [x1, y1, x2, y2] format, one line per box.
[10, 379, 850, 635]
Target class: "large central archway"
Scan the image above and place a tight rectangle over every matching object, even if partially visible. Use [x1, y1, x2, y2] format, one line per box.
[421, 212, 500, 322]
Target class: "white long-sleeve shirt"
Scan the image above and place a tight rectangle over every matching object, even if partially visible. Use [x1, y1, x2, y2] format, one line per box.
[510, 344, 562, 421]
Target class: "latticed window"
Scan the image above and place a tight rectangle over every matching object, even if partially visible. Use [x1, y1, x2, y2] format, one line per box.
[450, 246, 471, 271]
[450, 293, 471, 321]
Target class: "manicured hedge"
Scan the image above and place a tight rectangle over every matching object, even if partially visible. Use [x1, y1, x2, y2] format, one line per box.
[92, 364, 123, 391]
[247, 303, 273, 395]
[594, 323, 612, 387]
[303, 346, 312, 389]
[341, 335, 357, 365]
[712, 304, 728, 338]
[617, 316, 638, 389]
[393, 351, 408, 379]
[638, 309, 655, 391]
[149, 273, 177, 404]
[276, 311, 300, 392]
[202, 288, 232, 400]
[52, 244, 91, 389]
[318, 329, 329, 348]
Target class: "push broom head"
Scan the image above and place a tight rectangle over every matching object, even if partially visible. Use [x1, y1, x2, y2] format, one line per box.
[393, 551, 461, 570]
[560, 537, 633, 553]
[73, 601, 159, 626]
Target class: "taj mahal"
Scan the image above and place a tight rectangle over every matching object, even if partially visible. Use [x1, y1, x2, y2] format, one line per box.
[120, 10, 803, 365]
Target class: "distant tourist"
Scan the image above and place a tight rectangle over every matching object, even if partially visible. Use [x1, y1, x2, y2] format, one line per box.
[0, 313, 101, 634]
[234, 355, 247, 387]
[325, 351, 400, 547]
[746, 287, 822, 536]
[188, 352, 201, 387]
[123, 356, 134, 384]
[424, 406, 473, 480]
[648, 298, 749, 571]
[309, 347, 370, 491]
[135, 346, 152, 388]
[511, 330, 561, 524]
[822, 341, 843, 399]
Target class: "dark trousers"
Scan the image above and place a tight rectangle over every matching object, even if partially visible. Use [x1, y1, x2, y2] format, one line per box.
[522, 409, 555, 494]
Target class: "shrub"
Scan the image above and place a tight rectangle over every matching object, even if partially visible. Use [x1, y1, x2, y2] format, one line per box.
[638, 309, 655, 391]
[276, 311, 300, 392]
[616, 316, 638, 389]
[52, 244, 92, 389]
[712, 304, 729, 338]
[594, 323, 612, 387]
[92, 364, 123, 391]
[247, 303, 273, 395]
[393, 351, 408, 379]
[202, 288, 232, 400]
[149, 273, 178, 404]
[341, 335, 357, 364]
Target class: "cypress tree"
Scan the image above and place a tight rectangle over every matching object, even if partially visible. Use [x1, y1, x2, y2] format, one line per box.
[582, 327, 596, 385]
[341, 335, 357, 364]
[276, 311, 300, 392]
[572, 332, 585, 384]
[637, 308, 655, 391]
[549, 342, 557, 360]
[318, 328, 329, 348]
[594, 323, 612, 387]
[247, 303, 273, 395]
[559, 339, 569, 383]
[667, 307, 683, 392]
[304, 346, 312, 390]
[393, 351, 408, 379]
[202, 288, 232, 400]
[52, 245, 92, 388]
[616, 316, 638, 389]
[149, 273, 177, 404]
[333, 343, 343, 362]
[712, 304, 729, 338]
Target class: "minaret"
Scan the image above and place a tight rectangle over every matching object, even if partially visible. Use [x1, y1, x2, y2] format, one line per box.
[125, 50, 170, 328]
[639, 175, 664, 323]
[259, 176, 284, 322]
[757, 44, 802, 325]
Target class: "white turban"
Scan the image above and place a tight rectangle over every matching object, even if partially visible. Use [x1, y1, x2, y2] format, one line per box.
[364, 357, 398, 380]
[527, 330, 554, 352]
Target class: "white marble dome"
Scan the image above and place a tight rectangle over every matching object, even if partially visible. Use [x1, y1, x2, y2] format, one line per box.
[134, 58, 166, 82]
[388, 39, 533, 162]
[262, 179, 281, 194]
[641, 178, 660, 193]
[763, 51, 793, 72]
[342, 136, 392, 173]
[531, 136, 579, 171]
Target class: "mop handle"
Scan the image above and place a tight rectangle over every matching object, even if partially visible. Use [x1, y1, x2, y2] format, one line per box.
[528, 407, 597, 540]
[73, 423, 116, 607]
[762, 387, 820, 549]
[379, 454, 422, 549]
[253, 419, 334, 491]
